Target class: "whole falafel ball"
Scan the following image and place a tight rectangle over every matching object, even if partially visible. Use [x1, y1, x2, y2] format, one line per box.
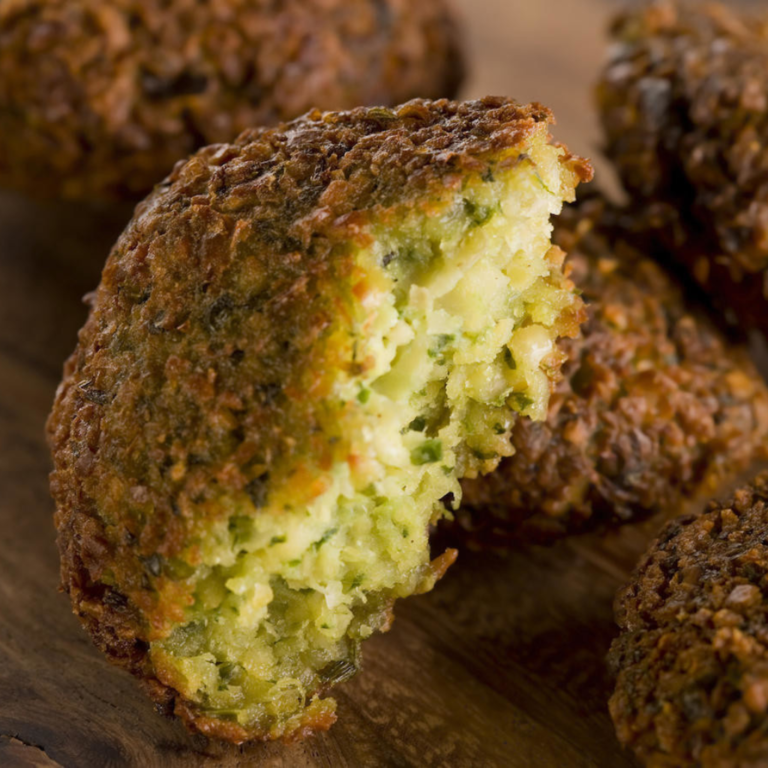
[597, 0, 768, 335]
[609, 472, 768, 768]
[0, 0, 464, 201]
[47, 98, 590, 742]
[457, 195, 768, 547]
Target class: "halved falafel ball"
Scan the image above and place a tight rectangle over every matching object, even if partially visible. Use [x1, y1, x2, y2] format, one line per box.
[597, 0, 768, 334]
[609, 471, 768, 768]
[47, 98, 590, 742]
[457, 195, 768, 547]
[0, 0, 463, 201]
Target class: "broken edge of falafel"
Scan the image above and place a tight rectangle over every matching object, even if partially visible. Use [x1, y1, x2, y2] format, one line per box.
[456, 194, 768, 547]
[47, 97, 591, 742]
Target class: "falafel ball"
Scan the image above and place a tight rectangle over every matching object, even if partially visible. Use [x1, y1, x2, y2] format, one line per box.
[597, 0, 768, 335]
[0, 0, 464, 201]
[457, 195, 768, 547]
[47, 98, 590, 742]
[609, 471, 768, 768]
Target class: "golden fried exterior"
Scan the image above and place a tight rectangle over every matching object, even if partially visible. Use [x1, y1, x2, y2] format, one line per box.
[458, 196, 768, 546]
[47, 98, 591, 741]
[0, 0, 463, 201]
[597, 0, 768, 334]
[609, 472, 768, 768]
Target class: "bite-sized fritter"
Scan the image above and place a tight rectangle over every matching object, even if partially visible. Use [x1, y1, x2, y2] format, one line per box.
[0, 0, 463, 201]
[47, 98, 590, 742]
[457, 195, 768, 547]
[597, 0, 768, 335]
[609, 472, 768, 768]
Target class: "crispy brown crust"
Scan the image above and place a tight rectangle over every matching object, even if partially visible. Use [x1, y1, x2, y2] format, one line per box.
[457, 195, 768, 547]
[47, 98, 591, 741]
[597, 0, 768, 334]
[609, 472, 768, 767]
[0, 0, 464, 201]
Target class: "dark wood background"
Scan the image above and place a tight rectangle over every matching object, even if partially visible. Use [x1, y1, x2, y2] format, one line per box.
[0, 1, 757, 766]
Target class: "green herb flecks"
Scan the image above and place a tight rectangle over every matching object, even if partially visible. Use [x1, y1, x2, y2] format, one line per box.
[312, 527, 338, 551]
[408, 416, 427, 432]
[411, 440, 443, 465]
[464, 199, 495, 227]
[510, 392, 534, 412]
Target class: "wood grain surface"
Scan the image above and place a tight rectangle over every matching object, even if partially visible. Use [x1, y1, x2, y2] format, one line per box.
[0, 1, 757, 766]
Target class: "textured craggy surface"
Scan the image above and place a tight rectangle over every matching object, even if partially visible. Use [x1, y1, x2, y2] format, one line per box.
[46, 98, 589, 742]
[609, 472, 768, 768]
[0, 0, 463, 201]
[457, 195, 768, 546]
[6, 1, 764, 764]
[597, 0, 768, 334]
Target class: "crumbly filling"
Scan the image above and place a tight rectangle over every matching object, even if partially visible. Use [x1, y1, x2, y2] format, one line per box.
[150, 136, 579, 737]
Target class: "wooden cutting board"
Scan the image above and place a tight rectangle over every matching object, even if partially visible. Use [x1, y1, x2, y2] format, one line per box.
[0, 1, 757, 765]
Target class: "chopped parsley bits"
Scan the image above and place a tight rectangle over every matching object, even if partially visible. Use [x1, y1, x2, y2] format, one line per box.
[464, 199, 495, 227]
[408, 416, 427, 432]
[510, 392, 534, 411]
[410, 440, 443, 465]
